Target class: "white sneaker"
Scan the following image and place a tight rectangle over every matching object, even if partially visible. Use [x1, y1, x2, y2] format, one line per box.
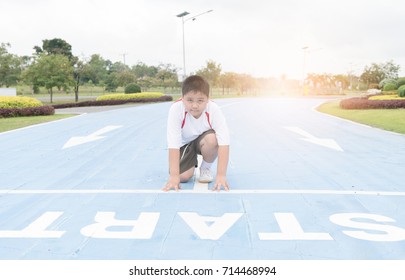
[199, 168, 213, 183]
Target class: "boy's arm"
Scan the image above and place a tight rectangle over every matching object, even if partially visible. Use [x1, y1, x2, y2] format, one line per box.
[163, 148, 181, 191]
[213, 145, 230, 191]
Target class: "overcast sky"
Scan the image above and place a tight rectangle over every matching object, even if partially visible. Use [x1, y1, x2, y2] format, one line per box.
[1, 0, 404, 80]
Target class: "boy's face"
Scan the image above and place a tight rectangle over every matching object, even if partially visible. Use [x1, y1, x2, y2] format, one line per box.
[182, 90, 209, 118]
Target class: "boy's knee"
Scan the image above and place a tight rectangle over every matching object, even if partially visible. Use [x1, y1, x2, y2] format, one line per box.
[201, 133, 218, 148]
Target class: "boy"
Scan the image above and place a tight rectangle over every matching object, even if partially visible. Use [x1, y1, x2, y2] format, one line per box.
[163, 75, 230, 192]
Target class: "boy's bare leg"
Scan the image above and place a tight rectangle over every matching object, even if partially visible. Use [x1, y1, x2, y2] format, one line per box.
[199, 133, 218, 163]
[180, 167, 195, 183]
[177, 133, 217, 184]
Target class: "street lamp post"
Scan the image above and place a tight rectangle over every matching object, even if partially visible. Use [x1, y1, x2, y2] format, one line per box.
[176, 9, 213, 80]
[302, 46, 309, 95]
[301, 46, 322, 95]
[302, 46, 323, 80]
[302, 46, 309, 82]
[177, 11, 189, 80]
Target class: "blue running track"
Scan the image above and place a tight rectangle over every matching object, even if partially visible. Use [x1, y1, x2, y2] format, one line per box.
[1, 98, 405, 260]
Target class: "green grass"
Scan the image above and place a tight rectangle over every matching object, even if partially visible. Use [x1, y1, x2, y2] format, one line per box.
[317, 100, 405, 134]
[0, 115, 74, 133]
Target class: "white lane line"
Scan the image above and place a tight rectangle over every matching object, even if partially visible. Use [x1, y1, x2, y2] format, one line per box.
[1, 189, 405, 196]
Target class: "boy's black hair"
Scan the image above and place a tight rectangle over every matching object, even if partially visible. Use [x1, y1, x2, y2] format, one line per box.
[182, 75, 210, 97]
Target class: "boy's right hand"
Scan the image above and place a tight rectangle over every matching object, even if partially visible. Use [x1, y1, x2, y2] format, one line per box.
[163, 175, 181, 192]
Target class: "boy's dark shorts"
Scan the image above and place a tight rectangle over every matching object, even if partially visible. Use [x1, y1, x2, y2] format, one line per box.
[179, 129, 215, 174]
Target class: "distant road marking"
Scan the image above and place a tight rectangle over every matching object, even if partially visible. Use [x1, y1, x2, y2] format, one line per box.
[62, 125, 122, 149]
[285, 126, 344, 152]
[1, 189, 405, 196]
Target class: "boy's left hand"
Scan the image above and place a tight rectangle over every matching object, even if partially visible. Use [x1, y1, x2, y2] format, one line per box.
[212, 175, 230, 192]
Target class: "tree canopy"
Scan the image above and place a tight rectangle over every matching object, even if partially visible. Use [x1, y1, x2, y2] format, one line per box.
[360, 60, 400, 86]
[1, 37, 404, 99]
[0, 43, 23, 87]
[34, 38, 73, 61]
[23, 54, 74, 102]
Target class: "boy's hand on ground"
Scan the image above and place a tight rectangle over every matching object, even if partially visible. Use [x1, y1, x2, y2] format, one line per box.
[212, 175, 230, 192]
[163, 175, 181, 192]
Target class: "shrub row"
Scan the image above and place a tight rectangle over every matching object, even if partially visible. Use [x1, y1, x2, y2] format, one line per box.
[53, 95, 173, 109]
[340, 97, 405, 109]
[369, 94, 405, 100]
[379, 77, 405, 89]
[380, 77, 405, 98]
[0, 105, 55, 118]
[96, 92, 164, 101]
[0, 96, 43, 109]
[0, 94, 172, 117]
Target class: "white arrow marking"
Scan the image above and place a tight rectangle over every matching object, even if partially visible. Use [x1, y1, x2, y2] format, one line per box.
[284, 126, 344, 152]
[63, 125, 122, 149]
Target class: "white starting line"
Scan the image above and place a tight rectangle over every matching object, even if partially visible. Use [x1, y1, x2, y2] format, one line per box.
[1, 189, 405, 196]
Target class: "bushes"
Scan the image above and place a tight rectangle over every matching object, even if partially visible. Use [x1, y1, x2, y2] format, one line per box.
[53, 94, 173, 109]
[1, 92, 173, 117]
[0, 96, 43, 109]
[383, 83, 398, 91]
[397, 78, 405, 88]
[0, 105, 55, 118]
[0, 96, 54, 118]
[379, 78, 397, 89]
[398, 85, 405, 97]
[340, 96, 405, 109]
[96, 92, 164, 101]
[370, 95, 405, 100]
[124, 83, 141, 94]
[379, 77, 405, 97]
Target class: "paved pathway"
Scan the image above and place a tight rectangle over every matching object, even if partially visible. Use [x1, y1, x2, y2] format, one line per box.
[1, 98, 405, 260]
[54, 103, 143, 115]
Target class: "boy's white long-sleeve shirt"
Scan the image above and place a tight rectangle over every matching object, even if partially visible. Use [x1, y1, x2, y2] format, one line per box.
[167, 100, 230, 149]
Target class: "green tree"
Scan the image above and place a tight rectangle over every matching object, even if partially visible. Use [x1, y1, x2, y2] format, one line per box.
[73, 59, 84, 102]
[34, 38, 73, 61]
[109, 61, 130, 73]
[235, 73, 256, 95]
[360, 61, 400, 87]
[81, 54, 108, 85]
[155, 63, 178, 89]
[0, 43, 22, 87]
[136, 76, 157, 91]
[361, 63, 386, 86]
[333, 74, 349, 89]
[218, 72, 238, 95]
[104, 72, 119, 92]
[382, 60, 400, 80]
[116, 71, 136, 86]
[132, 62, 158, 79]
[196, 60, 222, 87]
[23, 54, 74, 102]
